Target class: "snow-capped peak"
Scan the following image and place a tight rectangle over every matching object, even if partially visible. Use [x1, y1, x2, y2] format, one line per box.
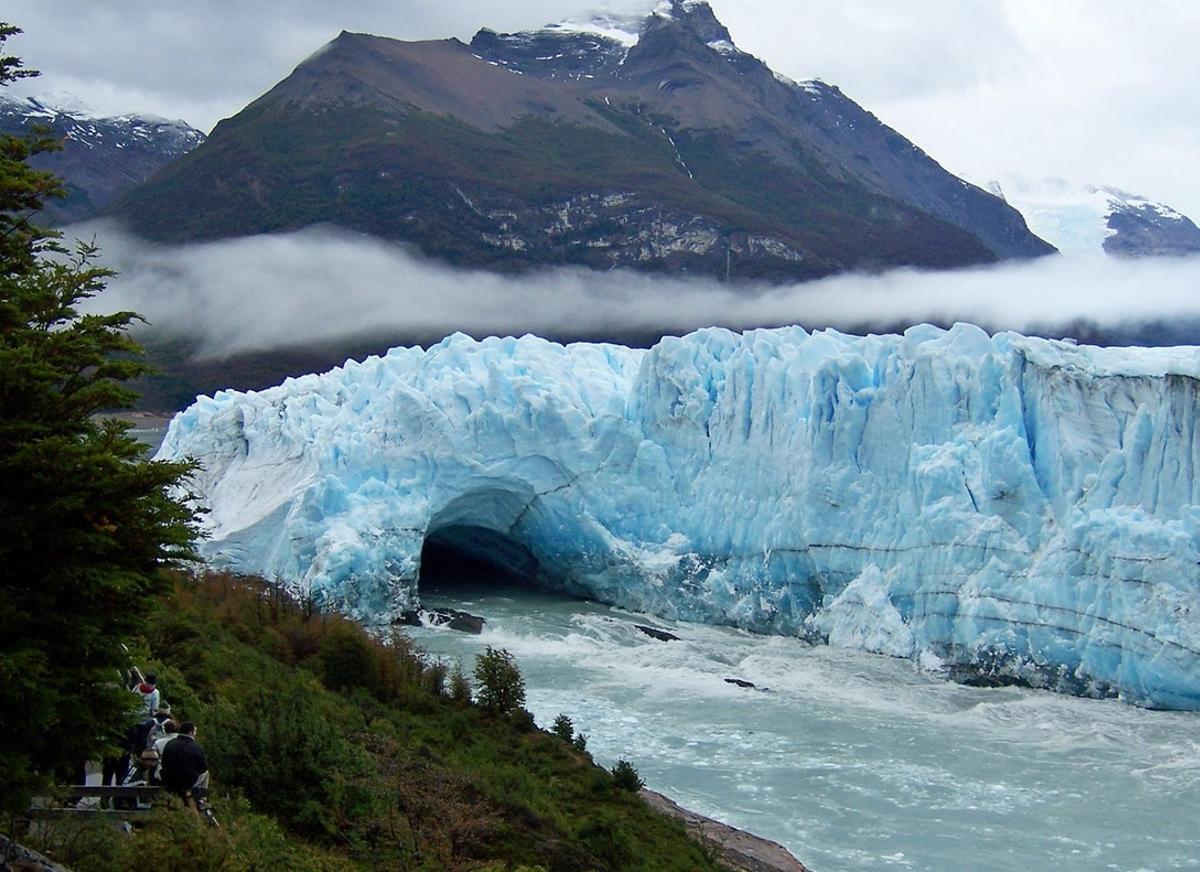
[653, 0, 713, 18]
[0, 91, 198, 130]
[29, 91, 95, 118]
[539, 12, 644, 48]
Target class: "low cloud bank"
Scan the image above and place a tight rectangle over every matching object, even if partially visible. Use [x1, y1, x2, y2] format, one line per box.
[76, 221, 1200, 360]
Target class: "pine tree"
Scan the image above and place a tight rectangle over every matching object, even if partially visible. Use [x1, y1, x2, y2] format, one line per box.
[0, 23, 198, 814]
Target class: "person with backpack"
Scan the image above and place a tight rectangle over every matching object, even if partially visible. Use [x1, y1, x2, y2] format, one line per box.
[149, 720, 179, 785]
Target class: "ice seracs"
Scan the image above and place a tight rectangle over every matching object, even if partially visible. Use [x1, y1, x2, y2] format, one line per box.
[159, 324, 1200, 710]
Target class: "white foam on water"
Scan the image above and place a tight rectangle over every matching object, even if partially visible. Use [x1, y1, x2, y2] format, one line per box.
[410, 583, 1200, 872]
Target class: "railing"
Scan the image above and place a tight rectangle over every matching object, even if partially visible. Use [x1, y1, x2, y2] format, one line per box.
[27, 785, 166, 820]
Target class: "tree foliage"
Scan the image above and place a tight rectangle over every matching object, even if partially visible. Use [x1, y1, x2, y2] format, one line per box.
[551, 713, 574, 743]
[611, 759, 645, 793]
[0, 24, 61, 273]
[473, 646, 526, 716]
[0, 23, 198, 814]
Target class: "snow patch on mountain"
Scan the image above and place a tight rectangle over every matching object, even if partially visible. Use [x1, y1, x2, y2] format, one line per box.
[542, 13, 643, 48]
[990, 177, 1200, 258]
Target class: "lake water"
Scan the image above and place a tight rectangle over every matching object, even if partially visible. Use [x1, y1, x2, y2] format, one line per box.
[407, 580, 1200, 872]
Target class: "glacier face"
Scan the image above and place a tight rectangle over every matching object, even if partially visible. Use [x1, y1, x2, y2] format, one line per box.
[157, 324, 1200, 709]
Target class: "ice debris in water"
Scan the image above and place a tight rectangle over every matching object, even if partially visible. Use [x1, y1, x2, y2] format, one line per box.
[157, 323, 1200, 709]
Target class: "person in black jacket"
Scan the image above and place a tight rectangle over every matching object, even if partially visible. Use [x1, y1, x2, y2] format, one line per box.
[160, 720, 209, 806]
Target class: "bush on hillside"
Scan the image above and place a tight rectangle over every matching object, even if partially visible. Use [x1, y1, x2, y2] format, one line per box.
[204, 678, 381, 842]
[612, 759, 645, 792]
[122, 572, 726, 871]
[473, 647, 526, 716]
[551, 713, 574, 743]
[449, 664, 472, 703]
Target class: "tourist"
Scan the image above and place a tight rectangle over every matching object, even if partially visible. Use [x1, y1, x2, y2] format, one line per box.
[161, 721, 210, 808]
[149, 720, 179, 784]
[135, 672, 160, 716]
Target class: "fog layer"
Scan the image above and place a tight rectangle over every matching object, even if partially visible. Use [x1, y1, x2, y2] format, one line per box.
[79, 222, 1200, 359]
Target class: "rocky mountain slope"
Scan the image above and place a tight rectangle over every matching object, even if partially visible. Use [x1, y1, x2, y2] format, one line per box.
[990, 177, 1200, 257]
[110, 1, 1052, 281]
[0, 94, 205, 224]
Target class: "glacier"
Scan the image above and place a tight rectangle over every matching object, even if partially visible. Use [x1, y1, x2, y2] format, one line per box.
[157, 323, 1200, 709]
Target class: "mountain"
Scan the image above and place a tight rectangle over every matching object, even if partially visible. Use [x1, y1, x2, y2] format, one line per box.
[110, 1, 1052, 281]
[159, 323, 1200, 710]
[0, 94, 206, 224]
[989, 177, 1200, 257]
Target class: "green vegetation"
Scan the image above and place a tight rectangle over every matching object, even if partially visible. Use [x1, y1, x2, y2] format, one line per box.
[0, 23, 198, 815]
[474, 645, 527, 716]
[27, 572, 726, 871]
[611, 760, 645, 793]
[551, 714, 574, 743]
[0, 23, 55, 272]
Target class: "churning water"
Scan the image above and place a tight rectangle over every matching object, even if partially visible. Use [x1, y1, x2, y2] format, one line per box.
[407, 581, 1200, 872]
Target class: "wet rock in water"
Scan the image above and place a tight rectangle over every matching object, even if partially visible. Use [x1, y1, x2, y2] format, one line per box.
[724, 677, 757, 689]
[636, 624, 680, 642]
[399, 608, 486, 634]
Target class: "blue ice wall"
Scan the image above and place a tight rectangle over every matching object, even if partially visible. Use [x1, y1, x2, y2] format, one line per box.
[158, 325, 1200, 709]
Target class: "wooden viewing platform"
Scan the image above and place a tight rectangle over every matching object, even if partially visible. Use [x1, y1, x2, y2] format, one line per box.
[26, 785, 167, 821]
[54, 785, 165, 800]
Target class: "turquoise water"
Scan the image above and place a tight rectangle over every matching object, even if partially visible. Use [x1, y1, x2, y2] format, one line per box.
[408, 581, 1200, 872]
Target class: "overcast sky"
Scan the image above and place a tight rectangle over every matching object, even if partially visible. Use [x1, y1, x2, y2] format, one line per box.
[5, 1, 1200, 219]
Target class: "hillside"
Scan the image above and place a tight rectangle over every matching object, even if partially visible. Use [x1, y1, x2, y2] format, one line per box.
[109, 2, 1053, 281]
[29, 571, 732, 871]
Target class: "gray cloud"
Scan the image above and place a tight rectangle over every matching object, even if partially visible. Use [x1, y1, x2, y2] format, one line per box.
[6, 2, 1199, 218]
[79, 222, 1200, 360]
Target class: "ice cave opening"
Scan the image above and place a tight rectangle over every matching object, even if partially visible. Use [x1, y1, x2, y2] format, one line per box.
[417, 524, 542, 599]
[414, 485, 591, 608]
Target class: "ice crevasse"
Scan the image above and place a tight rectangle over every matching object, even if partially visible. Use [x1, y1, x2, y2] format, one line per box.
[157, 323, 1200, 709]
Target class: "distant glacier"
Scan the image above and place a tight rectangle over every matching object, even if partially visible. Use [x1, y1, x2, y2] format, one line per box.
[158, 324, 1200, 709]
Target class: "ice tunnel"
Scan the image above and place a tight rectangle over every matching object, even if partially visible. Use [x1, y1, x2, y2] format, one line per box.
[417, 487, 546, 596]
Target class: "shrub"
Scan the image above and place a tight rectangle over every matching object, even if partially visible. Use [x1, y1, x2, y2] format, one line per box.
[424, 658, 449, 697]
[572, 733, 588, 753]
[316, 622, 380, 694]
[510, 707, 538, 734]
[577, 811, 634, 869]
[551, 714, 574, 742]
[611, 759, 644, 792]
[449, 664, 472, 703]
[473, 647, 525, 716]
[204, 678, 380, 842]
